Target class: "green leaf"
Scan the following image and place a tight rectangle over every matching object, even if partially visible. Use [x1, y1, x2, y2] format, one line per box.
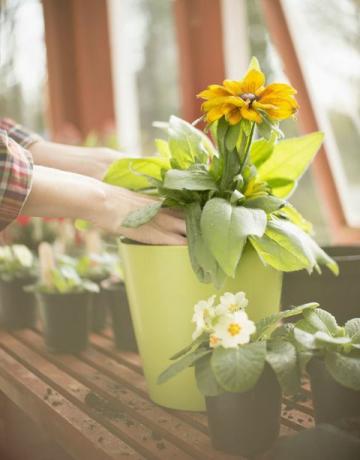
[195, 354, 223, 396]
[251, 217, 339, 274]
[314, 331, 352, 347]
[219, 149, 240, 191]
[122, 202, 163, 228]
[325, 350, 360, 390]
[170, 333, 208, 360]
[293, 327, 317, 350]
[216, 117, 229, 155]
[185, 203, 225, 287]
[277, 204, 313, 234]
[345, 318, 360, 344]
[158, 348, 211, 385]
[104, 157, 170, 190]
[266, 339, 300, 395]
[244, 195, 285, 214]
[250, 137, 275, 167]
[304, 308, 340, 336]
[163, 169, 218, 191]
[254, 303, 318, 340]
[201, 199, 267, 277]
[168, 116, 217, 169]
[155, 138, 171, 158]
[212, 342, 266, 392]
[225, 123, 241, 152]
[258, 132, 324, 198]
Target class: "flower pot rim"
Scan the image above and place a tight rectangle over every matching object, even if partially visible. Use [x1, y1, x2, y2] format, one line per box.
[120, 237, 188, 249]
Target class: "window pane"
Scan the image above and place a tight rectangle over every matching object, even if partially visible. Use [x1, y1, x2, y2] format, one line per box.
[245, 0, 330, 243]
[108, 0, 180, 155]
[0, 0, 47, 133]
[282, 0, 360, 226]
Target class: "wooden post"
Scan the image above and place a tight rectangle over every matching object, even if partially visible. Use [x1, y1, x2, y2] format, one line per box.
[42, 0, 115, 139]
[174, 0, 226, 122]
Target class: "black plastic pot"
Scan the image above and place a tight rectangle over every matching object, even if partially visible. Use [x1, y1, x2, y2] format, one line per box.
[0, 277, 37, 330]
[282, 246, 360, 323]
[308, 358, 360, 424]
[105, 283, 137, 352]
[206, 364, 282, 456]
[37, 291, 91, 353]
[90, 288, 108, 333]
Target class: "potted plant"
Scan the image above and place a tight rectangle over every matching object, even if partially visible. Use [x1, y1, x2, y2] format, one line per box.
[101, 263, 137, 352]
[61, 230, 114, 332]
[0, 244, 37, 330]
[282, 246, 360, 323]
[293, 307, 360, 424]
[32, 243, 99, 353]
[158, 291, 317, 456]
[104, 57, 337, 410]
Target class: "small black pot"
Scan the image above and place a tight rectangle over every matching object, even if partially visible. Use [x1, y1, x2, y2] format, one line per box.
[308, 358, 360, 424]
[0, 277, 37, 330]
[90, 288, 108, 333]
[282, 246, 360, 323]
[37, 291, 91, 353]
[105, 283, 137, 352]
[206, 364, 282, 457]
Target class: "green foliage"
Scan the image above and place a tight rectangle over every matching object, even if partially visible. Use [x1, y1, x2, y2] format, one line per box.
[257, 132, 324, 198]
[211, 342, 267, 392]
[103, 109, 335, 287]
[158, 304, 313, 396]
[0, 245, 36, 281]
[122, 202, 163, 228]
[293, 308, 360, 390]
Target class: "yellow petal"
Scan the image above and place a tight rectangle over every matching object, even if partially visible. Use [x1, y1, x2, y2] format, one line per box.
[240, 69, 265, 94]
[223, 80, 242, 95]
[259, 83, 297, 98]
[248, 56, 261, 72]
[206, 106, 227, 123]
[225, 109, 242, 125]
[264, 100, 299, 120]
[240, 105, 262, 123]
[197, 85, 230, 99]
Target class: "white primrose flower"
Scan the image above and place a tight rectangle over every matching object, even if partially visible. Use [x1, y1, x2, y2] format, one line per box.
[216, 291, 249, 316]
[192, 295, 217, 340]
[212, 310, 256, 348]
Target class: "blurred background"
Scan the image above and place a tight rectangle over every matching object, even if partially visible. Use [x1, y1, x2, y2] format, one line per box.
[0, 0, 359, 244]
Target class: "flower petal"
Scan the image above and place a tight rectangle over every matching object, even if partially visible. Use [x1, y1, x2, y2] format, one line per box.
[223, 80, 242, 95]
[198, 85, 231, 100]
[240, 105, 262, 123]
[240, 69, 266, 94]
[225, 109, 242, 125]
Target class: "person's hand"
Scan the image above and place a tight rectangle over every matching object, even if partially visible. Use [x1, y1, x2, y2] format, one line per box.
[92, 184, 187, 245]
[30, 141, 124, 180]
[22, 166, 186, 246]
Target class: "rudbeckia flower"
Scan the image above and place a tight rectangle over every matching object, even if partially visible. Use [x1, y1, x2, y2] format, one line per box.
[198, 58, 298, 125]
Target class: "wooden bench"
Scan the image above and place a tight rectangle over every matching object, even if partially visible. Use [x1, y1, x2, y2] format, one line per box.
[0, 327, 314, 459]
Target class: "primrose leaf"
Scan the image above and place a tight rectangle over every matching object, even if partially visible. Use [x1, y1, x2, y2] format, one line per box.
[314, 331, 352, 347]
[212, 342, 266, 392]
[122, 202, 162, 228]
[345, 318, 360, 344]
[304, 308, 340, 336]
[266, 339, 300, 395]
[201, 199, 267, 277]
[163, 169, 218, 191]
[104, 157, 169, 190]
[258, 132, 324, 198]
[158, 348, 211, 385]
[325, 350, 360, 390]
[195, 354, 223, 396]
[293, 327, 317, 350]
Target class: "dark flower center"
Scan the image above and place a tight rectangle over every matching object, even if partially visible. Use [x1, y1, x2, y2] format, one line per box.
[240, 93, 257, 105]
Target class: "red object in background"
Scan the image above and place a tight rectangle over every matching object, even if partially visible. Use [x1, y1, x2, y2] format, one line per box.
[16, 216, 31, 226]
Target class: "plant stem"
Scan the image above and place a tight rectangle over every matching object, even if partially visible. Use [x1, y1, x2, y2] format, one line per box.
[239, 122, 255, 175]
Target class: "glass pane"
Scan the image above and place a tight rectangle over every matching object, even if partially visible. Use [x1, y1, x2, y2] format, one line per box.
[245, 0, 330, 243]
[282, 0, 360, 226]
[0, 0, 47, 133]
[108, 0, 180, 155]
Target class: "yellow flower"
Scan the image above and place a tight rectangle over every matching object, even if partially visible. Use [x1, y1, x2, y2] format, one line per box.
[198, 59, 298, 125]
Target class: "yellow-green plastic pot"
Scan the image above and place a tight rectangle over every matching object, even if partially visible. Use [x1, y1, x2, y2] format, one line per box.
[119, 241, 282, 411]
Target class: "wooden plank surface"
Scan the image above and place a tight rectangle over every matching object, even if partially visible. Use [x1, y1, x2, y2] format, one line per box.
[0, 328, 314, 460]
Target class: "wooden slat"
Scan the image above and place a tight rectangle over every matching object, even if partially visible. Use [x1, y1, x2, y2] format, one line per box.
[0, 334, 194, 460]
[0, 342, 141, 460]
[13, 330, 239, 460]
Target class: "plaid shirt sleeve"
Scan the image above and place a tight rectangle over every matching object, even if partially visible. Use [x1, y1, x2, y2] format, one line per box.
[0, 119, 37, 231]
